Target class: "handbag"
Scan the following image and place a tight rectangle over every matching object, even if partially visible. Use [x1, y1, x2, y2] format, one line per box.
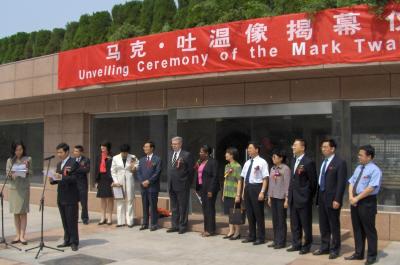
[229, 206, 246, 225]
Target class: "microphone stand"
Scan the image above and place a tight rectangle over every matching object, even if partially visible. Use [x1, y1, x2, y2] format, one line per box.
[25, 157, 64, 259]
[0, 157, 21, 251]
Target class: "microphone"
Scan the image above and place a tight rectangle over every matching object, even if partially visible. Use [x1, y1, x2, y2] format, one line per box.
[44, 155, 55, 161]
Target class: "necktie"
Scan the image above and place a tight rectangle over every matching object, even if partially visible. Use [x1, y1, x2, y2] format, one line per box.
[146, 156, 151, 168]
[172, 152, 177, 165]
[245, 159, 254, 184]
[293, 157, 300, 176]
[319, 159, 329, 191]
[352, 165, 366, 197]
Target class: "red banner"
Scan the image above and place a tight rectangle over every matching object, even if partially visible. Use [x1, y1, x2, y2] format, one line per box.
[58, 3, 400, 90]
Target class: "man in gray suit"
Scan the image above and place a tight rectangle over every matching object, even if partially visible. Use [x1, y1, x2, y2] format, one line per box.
[167, 136, 194, 234]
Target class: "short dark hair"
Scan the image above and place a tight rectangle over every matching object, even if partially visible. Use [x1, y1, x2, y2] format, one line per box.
[120, 144, 131, 153]
[321, 138, 337, 149]
[294, 138, 307, 150]
[359, 145, 375, 159]
[272, 149, 287, 164]
[11, 141, 27, 158]
[100, 141, 112, 152]
[144, 141, 155, 149]
[200, 144, 212, 155]
[248, 141, 261, 152]
[74, 145, 84, 152]
[226, 147, 239, 161]
[56, 142, 69, 152]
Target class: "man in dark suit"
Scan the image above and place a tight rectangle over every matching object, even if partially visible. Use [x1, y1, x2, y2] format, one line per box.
[73, 145, 90, 225]
[137, 141, 162, 231]
[49, 143, 80, 251]
[167, 136, 194, 234]
[287, 138, 317, 255]
[313, 139, 347, 259]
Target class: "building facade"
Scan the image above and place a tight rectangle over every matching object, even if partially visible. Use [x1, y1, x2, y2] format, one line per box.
[0, 53, 400, 240]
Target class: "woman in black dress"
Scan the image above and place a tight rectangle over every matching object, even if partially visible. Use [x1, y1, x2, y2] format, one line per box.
[95, 142, 114, 225]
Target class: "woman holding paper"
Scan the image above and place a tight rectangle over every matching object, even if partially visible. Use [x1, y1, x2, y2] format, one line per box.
[111, 144, 138, 228]
[7, 141, 32, 245]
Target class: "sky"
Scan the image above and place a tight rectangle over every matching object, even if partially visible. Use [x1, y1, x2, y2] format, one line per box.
[0, 0, 178, 38]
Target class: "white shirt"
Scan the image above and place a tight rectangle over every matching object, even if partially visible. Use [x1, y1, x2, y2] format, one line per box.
[241, 155, 269, 184]
[146, 153, 153, 161]
[76, 156, 82, 163]
[319, 154, 335, 185]
[172, 149, 181, 163]
[294, 154, 305, 173]
[61, 156, 70, 169]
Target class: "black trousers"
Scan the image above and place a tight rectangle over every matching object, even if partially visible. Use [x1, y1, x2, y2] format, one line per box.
[200, 190, 217, 234]
[271, 198, 287, 246]
[290, 202, 313, 250]
[318, 191, 341, 253]
[244, 183, 265, 241]
[141, 189, 159, 227]
[350, 195, 378, 258]
[77, 179, 89, 221]
[169, 188, 190, 231]
[58, 202, 79, 245]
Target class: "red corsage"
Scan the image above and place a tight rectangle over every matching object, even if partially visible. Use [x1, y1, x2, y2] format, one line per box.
[194, 159, 201, 170]
[63, 166, 71, 176]
[176, 158, 183, 169]
[296, 165, 304, 175]
[273, 170, 281, 182]
[254, 165, 260, 173]
[224, 167, 233, 178]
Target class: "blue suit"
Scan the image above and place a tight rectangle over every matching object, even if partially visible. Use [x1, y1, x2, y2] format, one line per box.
[137, 154, 162, 227]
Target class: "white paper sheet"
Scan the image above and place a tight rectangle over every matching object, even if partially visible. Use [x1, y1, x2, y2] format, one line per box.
[11, 164, 27, 178]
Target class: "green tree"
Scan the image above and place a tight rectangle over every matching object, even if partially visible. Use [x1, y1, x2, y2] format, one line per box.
[11, 32, 29, 61]
[108, 23, 145, 41]
[24, 32, 37, 59]
[140, 0, 155, 34]
[89, 11, 112, 44]
[72, 14, 92, 48]
[1, 0, 400, 65]
[32, 30, 52, 57]
[45, 28, 66, 54]
[150, 0, 176, 33]
[61, 22, 79, 51]
[111, 1, 142, 26]
[0, 37, 10, 63]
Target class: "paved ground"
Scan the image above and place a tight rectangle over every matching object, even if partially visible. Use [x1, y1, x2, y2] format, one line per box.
[0, 201, 398, 265]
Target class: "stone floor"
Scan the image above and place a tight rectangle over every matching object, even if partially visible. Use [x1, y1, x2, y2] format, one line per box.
[0, 201, 398, 265]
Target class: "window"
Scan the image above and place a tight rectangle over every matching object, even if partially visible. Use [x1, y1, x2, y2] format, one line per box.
[92, 114, 168, 192]
[0, 121, 44, 184]
[352, 106, 400, 209]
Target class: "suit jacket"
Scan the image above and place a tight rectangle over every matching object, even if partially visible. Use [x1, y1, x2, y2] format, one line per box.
[95, 154, 112, 183]
[168, 150, 195, 192]
[137, 154, 162, 192]
[288, 155, 317, 209]
[75, 156, 90, 185]
[195, 158, 220, 195]
[50, 157, 79, 205]
[317, 155, 348, 207]
[111, 153, 138, 200]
